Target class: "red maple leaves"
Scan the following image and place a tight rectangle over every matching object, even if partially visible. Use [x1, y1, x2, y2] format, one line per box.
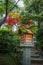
[6, 17, 20, 25]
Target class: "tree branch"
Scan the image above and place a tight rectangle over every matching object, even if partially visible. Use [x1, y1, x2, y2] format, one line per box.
[6, 0, 8, 17]
[8, 0, 20, 14]
[0, 0, 20, 26]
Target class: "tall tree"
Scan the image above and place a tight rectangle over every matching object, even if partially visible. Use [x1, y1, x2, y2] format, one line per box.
[23, 0, 43, 28]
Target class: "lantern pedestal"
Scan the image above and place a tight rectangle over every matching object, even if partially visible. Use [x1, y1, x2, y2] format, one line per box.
[23, 47, 31, 65]
[20, 44, 34, 65]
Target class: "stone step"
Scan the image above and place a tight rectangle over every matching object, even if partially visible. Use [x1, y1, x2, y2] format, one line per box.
[31, 53, 39, 55]
[20, 58, 43, 65]
[31, 63, 43, 65]
[31, 58, 43, 65]
[31, 54, 40, 58]
[31, 58, 43, 63]
[31, 47, 40, 50]
[31, 51, 40, 53]
[31, 52, 40, 55]
[31, 48, 39, 51]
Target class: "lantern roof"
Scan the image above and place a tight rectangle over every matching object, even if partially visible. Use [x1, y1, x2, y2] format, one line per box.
[27, 30, 33, 35]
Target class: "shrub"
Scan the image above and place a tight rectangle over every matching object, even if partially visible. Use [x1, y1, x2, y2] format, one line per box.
[36, 28, 43, 48]
[0, 28, 20, 52]
[0, 28, 21, 65]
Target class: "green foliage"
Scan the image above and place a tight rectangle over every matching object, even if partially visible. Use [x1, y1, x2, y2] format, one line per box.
[20, 27, 27, 34]
[24, 0, 43, 14]
[24, 0, 30, 7]
[0, 0, 20, 16]
[36, 28, 43, 48]
[0, 28, 20, 51]
[0, 52, 21, 65]
[0, 0, 14, 15]
[0, 28, 21, 65]
[32, 26, 38, 34]
[23, 0, 43, 21]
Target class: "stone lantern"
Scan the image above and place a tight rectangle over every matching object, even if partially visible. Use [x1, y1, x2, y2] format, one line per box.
[20, 30, 34, 65]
